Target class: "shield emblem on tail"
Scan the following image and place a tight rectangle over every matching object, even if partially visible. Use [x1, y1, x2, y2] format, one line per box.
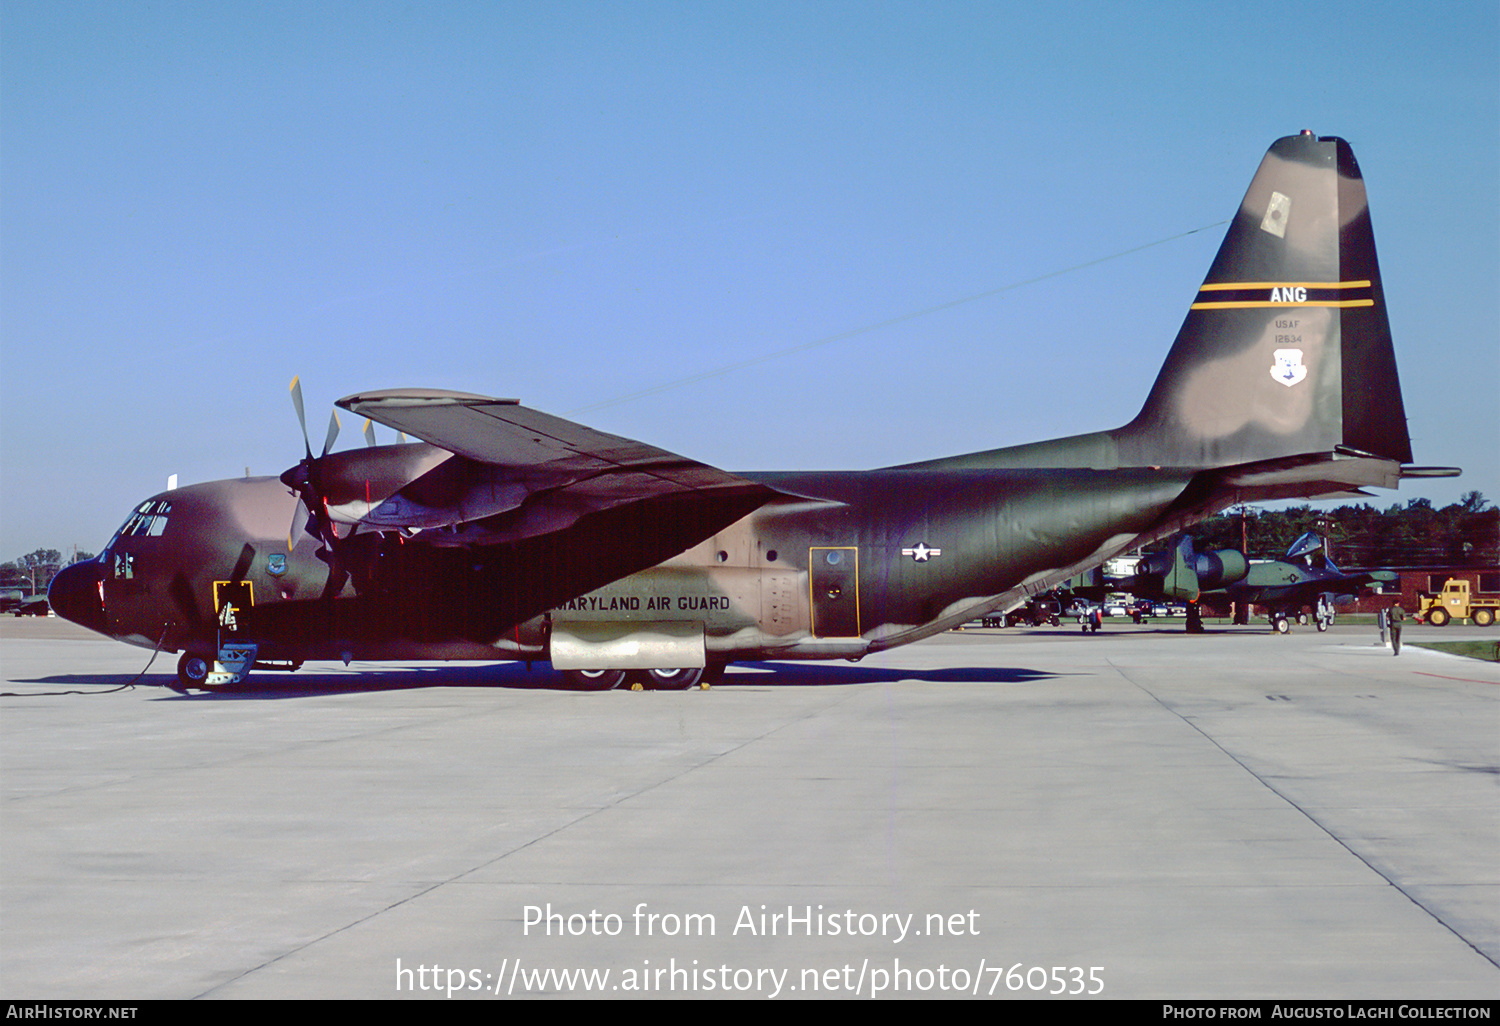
[1271, 348, 1307, 387]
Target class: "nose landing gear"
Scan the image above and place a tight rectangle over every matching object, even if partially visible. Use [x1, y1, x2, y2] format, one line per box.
[172, 652, 211, 692]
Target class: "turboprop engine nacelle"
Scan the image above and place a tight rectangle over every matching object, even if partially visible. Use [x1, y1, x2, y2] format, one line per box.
[1131, 536, 1249, 602]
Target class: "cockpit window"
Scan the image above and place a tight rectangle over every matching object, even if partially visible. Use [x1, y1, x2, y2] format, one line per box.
[106, 500, 173, 549]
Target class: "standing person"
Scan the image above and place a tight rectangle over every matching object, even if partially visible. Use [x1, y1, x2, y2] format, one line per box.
[1185, 600, 1204, 633]
[1389, 601, 1405, 656]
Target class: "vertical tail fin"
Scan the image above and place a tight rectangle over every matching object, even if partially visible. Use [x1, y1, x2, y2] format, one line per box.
[1117, 132, 1412, 468]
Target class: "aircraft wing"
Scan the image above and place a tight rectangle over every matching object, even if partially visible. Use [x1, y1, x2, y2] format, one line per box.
[340, 388, 713, 480]
[1302, 568, 1400, 595]
[333, 388, 778, 545]
[1231, 564, 1398, 603]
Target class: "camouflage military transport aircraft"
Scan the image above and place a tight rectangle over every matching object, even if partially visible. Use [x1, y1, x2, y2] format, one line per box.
[49, 133, 1458, 690]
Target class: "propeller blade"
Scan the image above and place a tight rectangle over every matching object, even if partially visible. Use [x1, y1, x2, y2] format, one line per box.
[322, 409, 340, 456]
[281, 378, 348, 592]
[287, 506, 307, 553]
[289, 376, 312, 458]
[362, 418, 377, 448]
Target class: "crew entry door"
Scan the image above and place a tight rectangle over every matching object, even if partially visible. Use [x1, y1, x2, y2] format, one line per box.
[809, 546, 859, 638]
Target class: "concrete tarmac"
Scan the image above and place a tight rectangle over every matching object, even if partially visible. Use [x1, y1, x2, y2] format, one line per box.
[2, 618, 1497, 1000]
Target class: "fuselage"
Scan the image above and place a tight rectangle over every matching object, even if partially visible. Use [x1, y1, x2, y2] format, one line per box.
[50, 466, 1197, 666]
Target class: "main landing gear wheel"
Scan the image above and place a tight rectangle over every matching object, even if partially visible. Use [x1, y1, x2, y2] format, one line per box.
[175, 652, 211, 692]
[563, 668, 627, 691]
[640, 667, 706, 690]
[1273, 616, 1290, 634]
[1427, 608, 1450, 627]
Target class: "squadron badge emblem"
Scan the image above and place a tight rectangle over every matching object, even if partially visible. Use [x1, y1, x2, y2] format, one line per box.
[1271, 348, 1307, 387]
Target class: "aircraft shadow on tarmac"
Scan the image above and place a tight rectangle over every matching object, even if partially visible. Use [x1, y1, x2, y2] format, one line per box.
[12, 661, 1066, 699]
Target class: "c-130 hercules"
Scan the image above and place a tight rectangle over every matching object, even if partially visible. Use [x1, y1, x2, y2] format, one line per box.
[50, 133, 1458, 690]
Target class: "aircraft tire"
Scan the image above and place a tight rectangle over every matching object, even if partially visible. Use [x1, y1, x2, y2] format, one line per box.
[1297, 612, 1309, 625]
[563, 668, 627, 691]
[1316, 618, 1329, 632]
[176, 652, 211, 690]
[1427, 608, 1450, 627]
[1273, 616, 1290, 634]
[641, 667, 706, 690]
[1472, 608, 1494, 627]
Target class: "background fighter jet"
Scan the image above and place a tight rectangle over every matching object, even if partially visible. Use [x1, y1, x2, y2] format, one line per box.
[1127, 532, 1398, 633]
[50, 133, 1457, 690]
[1235, 532, 1400, 633]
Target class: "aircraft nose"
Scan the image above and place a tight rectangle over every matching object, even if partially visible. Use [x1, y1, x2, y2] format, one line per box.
[49, 559, 107, 635]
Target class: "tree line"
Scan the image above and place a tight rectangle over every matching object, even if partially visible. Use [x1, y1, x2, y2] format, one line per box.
[0, 549, 96, 595]
[1186, 491, 1497, 568]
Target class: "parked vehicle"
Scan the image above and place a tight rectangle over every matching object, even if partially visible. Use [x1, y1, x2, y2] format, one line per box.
[977, 594, 1063, 628]
[1415, 579, 1498, 627]
[11, 595, 49, 617]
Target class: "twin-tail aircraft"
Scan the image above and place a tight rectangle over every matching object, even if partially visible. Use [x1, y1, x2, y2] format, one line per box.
[50, 133, 1458, 690]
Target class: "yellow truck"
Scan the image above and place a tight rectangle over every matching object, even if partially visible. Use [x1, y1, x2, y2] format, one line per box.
[1415, 579, 1499, 626]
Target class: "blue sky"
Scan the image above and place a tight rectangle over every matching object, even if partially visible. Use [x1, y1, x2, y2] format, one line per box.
[3, 0, 1496, 560]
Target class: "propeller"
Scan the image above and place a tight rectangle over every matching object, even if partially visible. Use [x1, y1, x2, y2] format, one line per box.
[281, 378, 351, 589]
[289, 375, 340, 462]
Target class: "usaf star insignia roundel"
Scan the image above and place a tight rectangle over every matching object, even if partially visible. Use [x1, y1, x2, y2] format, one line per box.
[901, 543, 942, 562]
